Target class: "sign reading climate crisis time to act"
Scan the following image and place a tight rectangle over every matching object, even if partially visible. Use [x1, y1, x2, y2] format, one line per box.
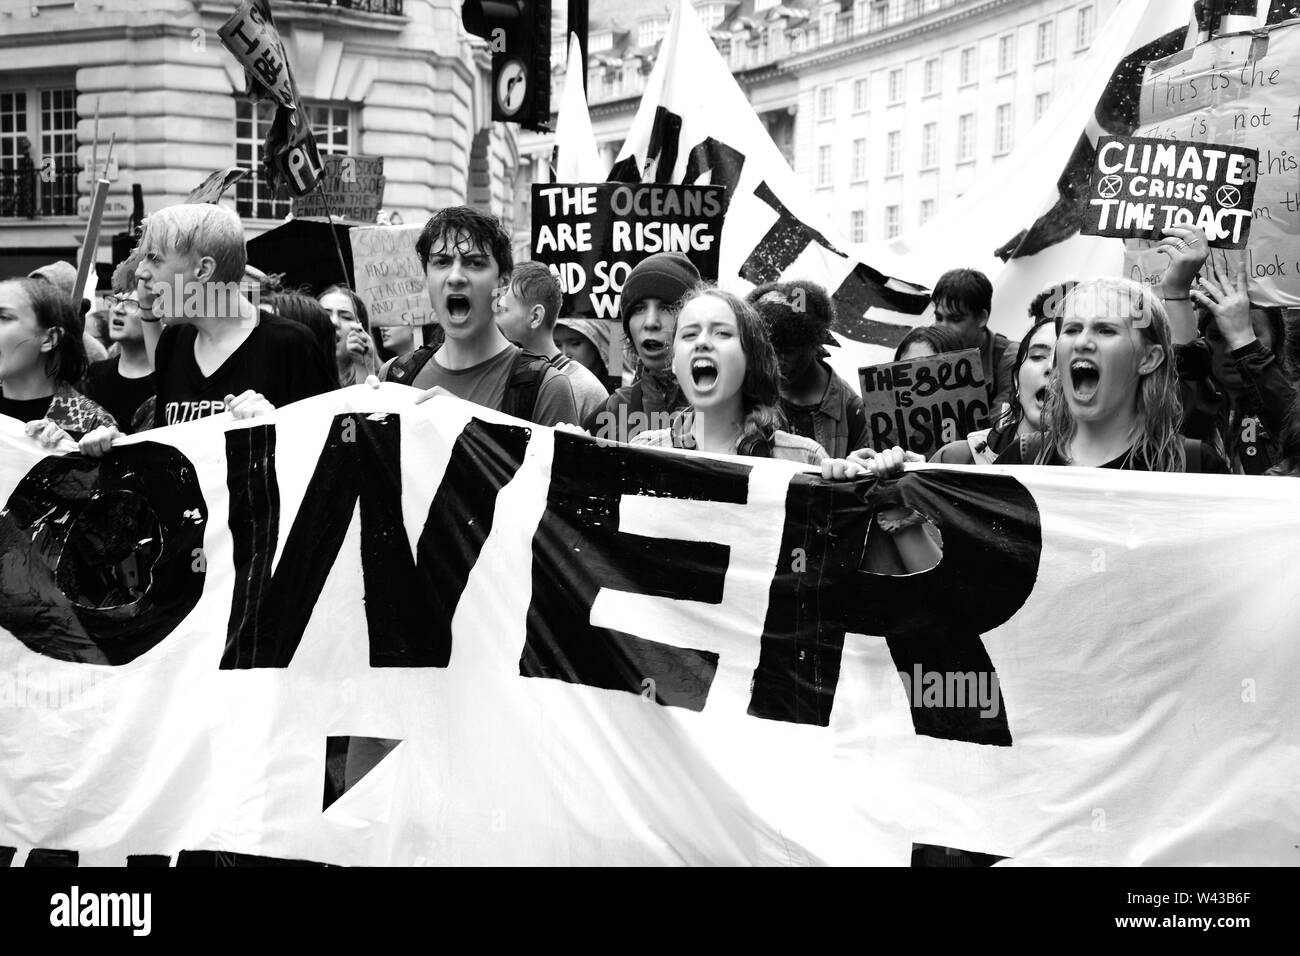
[531, 183, 724, 319]
[1082, 134, 1259, 248]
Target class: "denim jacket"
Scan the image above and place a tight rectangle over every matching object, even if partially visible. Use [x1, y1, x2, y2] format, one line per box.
[781, 363, 870, 459]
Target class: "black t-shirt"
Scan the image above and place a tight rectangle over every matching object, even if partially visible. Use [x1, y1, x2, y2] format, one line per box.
[0, 394, 54, 424]
[83, 356, 155, 435]
[153, 314, 336, 427]
[995, 436, 1229, 473]
[781, 399, 818, 442]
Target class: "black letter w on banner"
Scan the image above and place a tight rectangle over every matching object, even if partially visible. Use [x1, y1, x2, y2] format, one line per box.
[223, 415, 528, 669]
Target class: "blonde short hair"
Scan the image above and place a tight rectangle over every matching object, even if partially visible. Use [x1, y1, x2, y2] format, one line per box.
[138, 204, 247, 284]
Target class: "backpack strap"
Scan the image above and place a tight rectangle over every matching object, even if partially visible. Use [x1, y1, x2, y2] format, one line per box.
[502, 349, 553, 421]
[385, 345, 438, 386]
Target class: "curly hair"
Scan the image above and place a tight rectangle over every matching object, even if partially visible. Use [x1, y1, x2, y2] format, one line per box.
[677, 286, 785, 458]
[1040, 278, 1185, 472]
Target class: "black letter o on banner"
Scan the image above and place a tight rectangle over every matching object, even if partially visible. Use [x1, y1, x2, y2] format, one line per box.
[0, 443, 207, 664]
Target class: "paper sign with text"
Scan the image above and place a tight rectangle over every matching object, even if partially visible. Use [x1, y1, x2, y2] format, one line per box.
[1129, 21, 1300, 305]
[531, 183, 724, 319]
[1082, 135, 1258, 248]
[349, 224, 432, 327]
[292, 155, 385, 222]
[858, 348, 990, 458]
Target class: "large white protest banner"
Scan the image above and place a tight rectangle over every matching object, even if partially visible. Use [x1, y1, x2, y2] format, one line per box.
[1, 389, 1297, 865]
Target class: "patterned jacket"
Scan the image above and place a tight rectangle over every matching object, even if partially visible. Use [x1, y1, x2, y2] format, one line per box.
[45, 384, 118, 439]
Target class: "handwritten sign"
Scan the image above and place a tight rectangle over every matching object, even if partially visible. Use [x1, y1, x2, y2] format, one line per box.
[530, 183, 724, 319]
[858, 348, 990, 458]
[1129, 21, 1300, 305]
[348, 224, 431, 327]
[1082, 135, 1258, 248]
[292, 155, 385, 222]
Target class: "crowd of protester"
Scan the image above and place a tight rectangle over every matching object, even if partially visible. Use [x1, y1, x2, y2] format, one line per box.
[4, 202, 1296, 507]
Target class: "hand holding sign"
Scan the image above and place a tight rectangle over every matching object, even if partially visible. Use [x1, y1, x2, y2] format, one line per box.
[1154, 224, 1210, 294]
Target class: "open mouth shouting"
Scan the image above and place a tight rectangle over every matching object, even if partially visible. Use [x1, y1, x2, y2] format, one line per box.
[1069, 358, 1100, 402]
[444, 293, 472, 324]
[639, 336, 668, 362]
[690, 355, 719, 393]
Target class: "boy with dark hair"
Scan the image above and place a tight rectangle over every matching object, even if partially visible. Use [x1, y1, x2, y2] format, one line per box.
[583, 252, 699, 440]
[78, 203, 337, 455]
[746, 279, 869, 458]
[494, 260, 608, 423]
[381, 207, 577, 427]
[930, 267, 1015, 415]
[81, 253, 156, 433]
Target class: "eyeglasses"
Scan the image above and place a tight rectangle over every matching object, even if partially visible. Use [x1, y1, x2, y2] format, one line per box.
[104, 295, 143, 315]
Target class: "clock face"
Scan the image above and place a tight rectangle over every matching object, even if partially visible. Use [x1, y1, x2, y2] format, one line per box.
[496, 59, 528, 118]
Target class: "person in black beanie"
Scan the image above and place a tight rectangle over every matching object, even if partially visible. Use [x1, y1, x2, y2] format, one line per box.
[746, 279, 870, 458]
[583, 251, 700, 440]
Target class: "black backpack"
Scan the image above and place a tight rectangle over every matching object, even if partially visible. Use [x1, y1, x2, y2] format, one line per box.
[386, 346, 552, 421]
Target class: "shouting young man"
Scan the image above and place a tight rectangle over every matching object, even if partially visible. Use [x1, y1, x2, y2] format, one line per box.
[381, 207, 577, 427]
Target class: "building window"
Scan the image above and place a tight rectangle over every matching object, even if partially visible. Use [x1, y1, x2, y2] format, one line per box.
[869, 0, 888, 30]
[590, 31, 614, 53]
[0, 84, 78, 219]
[885, 204, 900, 239]
[699, 4, 726, 30]
[820, 8, 837, 43]
[957, 113, 974, 161]
[923, 57, 940, 95]
[998, 34, 1016, 74]
[959, 46, 976, 85]
[921, 122, 938, 168]
[817, 85, 835, 120]
[995, 103, 1013, 155]
[638, 19, 667, 48]
[888, 68, 904, 104]
[1076, 5, 1095, 50]
[853, 76, 869, 112]
[1035, 91, 1052, 121]
[920, 198, 935, 224]
[1036, 20, 1055, 62]
[817, 144, 832, 187]
[886, 130, 901, 176]
[850, 209, 864, 243]
[235, 99, 352, 220]
[851, 138, 867, 181]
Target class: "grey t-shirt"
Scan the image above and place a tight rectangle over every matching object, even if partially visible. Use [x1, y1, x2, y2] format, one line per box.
[386, 343, 578, 427]
[552, 354, 609, 424]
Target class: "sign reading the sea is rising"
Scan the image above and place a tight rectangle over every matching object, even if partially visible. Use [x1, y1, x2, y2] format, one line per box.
[1082, 135, 1259, 248]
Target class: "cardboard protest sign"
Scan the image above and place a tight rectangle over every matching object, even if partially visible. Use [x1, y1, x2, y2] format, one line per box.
[292, 155, 386, 222]
[1127, 20, 1300, 306]
[184, 167, 246, 204]
[531, 183, 723, 319]
[1082, 134, 1258, 248]
[858, 348, 990, 458]
[219, 0, 323, 197]
[349, 224, 431, 327]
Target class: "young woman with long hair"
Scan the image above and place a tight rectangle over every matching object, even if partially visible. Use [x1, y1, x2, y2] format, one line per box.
[995, 277, 1226, 472]
[2, 276, 116, 444]
[318, 285, 377, 386]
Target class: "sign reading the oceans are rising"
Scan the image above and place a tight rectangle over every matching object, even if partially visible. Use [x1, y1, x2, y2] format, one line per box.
[1082, 135, 1259, 248]
[531, 183, 723, 319]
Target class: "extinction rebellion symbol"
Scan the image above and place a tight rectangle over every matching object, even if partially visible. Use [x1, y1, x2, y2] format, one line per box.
[1216, 184, 1241, 208]
[1097, 175, 1124, 199]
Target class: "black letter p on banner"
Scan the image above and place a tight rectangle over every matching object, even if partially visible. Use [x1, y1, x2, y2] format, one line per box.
[0, 444, 207, 664]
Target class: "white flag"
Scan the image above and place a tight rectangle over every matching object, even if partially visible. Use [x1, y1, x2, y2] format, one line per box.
[553, 33, 606, 183]
[610, 0, 931, 367]
[858, 0, 1197, 338]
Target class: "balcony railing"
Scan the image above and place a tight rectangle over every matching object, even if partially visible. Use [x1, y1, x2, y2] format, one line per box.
[0, 165, 78, 219]
[292, 0, 405, 14]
